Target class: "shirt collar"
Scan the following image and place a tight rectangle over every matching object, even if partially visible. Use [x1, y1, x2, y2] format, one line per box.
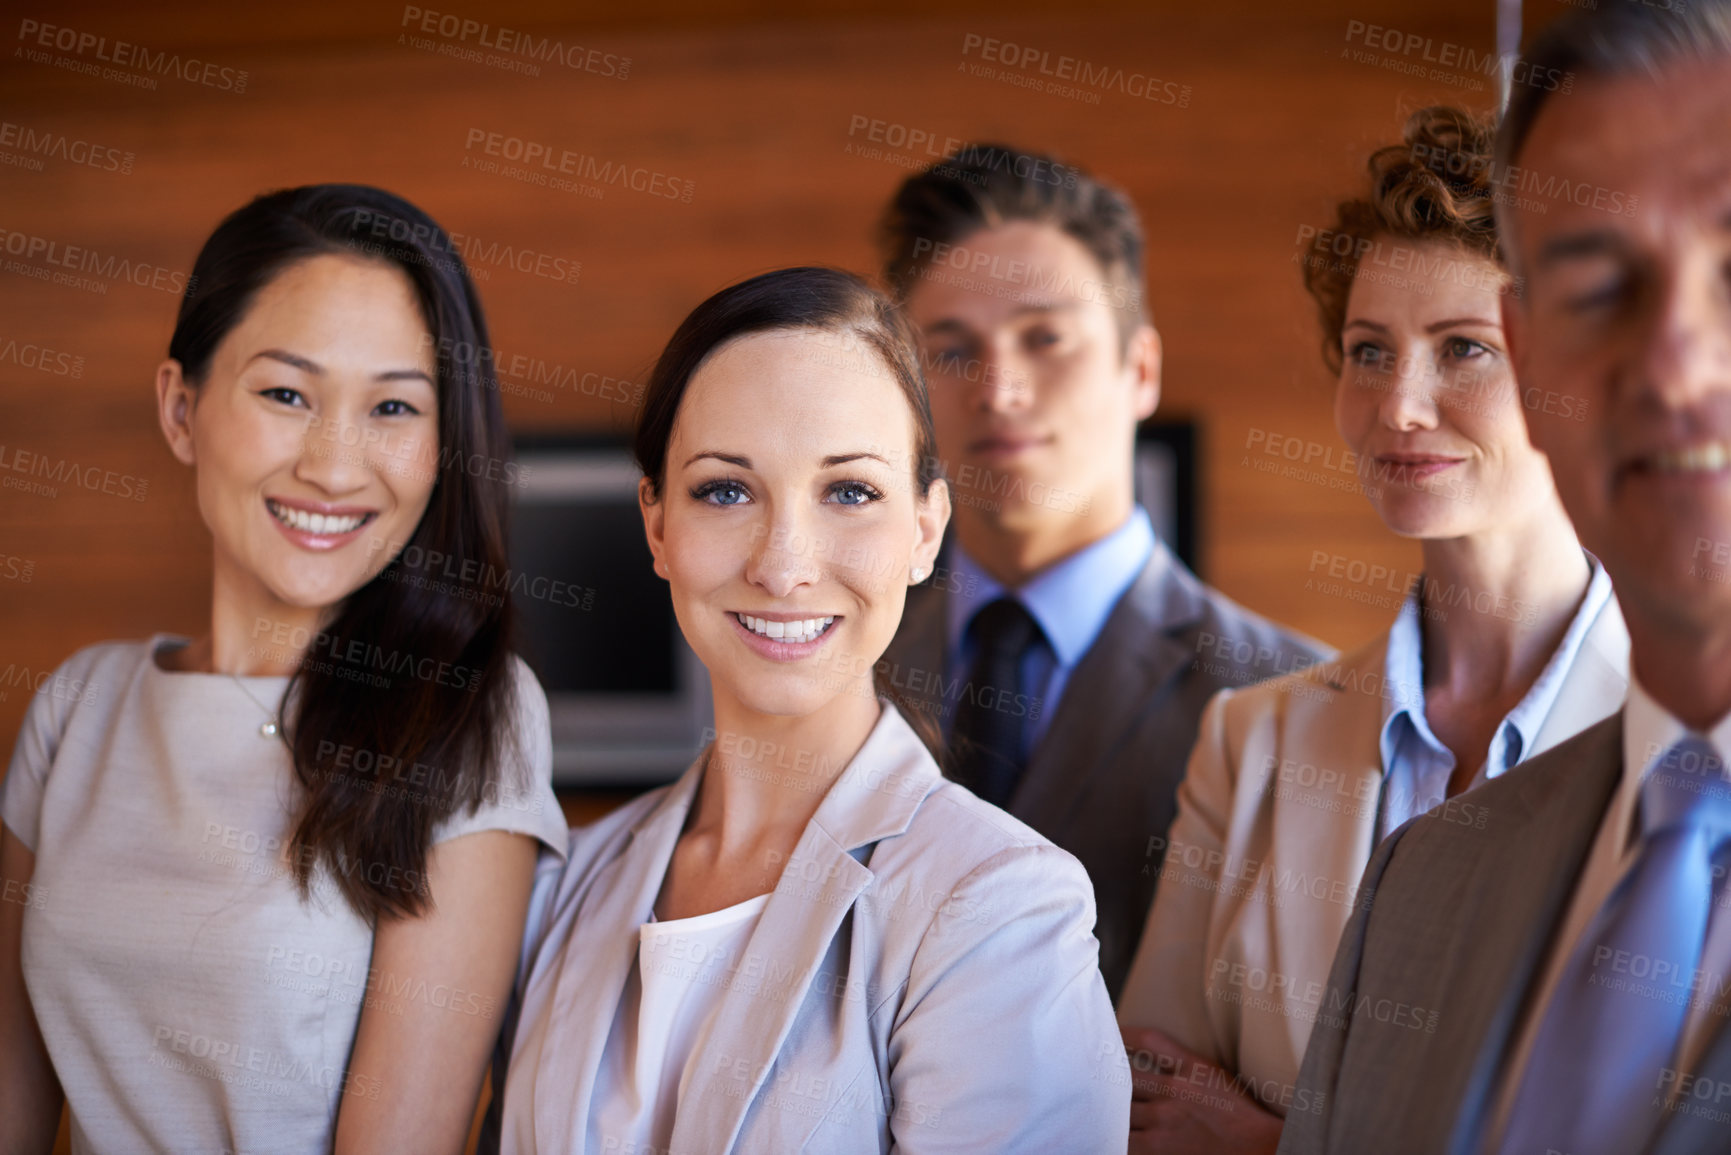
[1379, 550, 1614, 780]
[1620, 675, 1731, 820]
[945, 508, 1157, 667]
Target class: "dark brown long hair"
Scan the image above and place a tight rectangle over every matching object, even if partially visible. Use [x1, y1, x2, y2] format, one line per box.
[633, 266, 946, 754]
[168, 184, 520, 922]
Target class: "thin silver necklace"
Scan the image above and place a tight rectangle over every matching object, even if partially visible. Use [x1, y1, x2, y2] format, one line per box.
[228, 674, 283, 739]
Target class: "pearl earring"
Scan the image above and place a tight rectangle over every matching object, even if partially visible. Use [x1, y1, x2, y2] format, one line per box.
[910, 566, 926, 584]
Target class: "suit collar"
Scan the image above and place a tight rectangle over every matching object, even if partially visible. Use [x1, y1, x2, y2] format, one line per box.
[1010, 541, 1202, 823]
[944, 510, 1158, 669]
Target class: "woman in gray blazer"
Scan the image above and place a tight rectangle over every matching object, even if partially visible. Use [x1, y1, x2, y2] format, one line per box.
[487, 267, 1130, 1154]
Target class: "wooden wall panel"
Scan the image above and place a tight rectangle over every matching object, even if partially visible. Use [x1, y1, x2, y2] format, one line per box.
[0, 0, 1528, 759]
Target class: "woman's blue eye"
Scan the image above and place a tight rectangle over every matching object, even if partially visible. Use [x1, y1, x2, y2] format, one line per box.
[829, 481, 883, 506]
[374, 398, 422, 417]
[693, 480, 749, 506]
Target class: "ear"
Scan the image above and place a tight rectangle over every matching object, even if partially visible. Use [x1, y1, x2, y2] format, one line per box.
[1127, 323, 1162, 421]
[912, 476, 952, 581]
[639, 475, 669, 580]
[156, 359, 198, 466]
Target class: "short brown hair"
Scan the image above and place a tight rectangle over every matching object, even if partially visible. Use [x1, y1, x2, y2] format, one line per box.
[1494, 0, 1731, 260]
[1301, 105, 1501, 374]
[878, 142, 1148, 341]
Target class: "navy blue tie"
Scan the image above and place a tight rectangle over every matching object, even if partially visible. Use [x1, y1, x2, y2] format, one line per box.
[950, 598, 1042, 808]
[1499, 735, 1731, 1155]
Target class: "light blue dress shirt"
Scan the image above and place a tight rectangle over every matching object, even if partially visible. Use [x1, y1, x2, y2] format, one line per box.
[944, 508, 1157, 757]
[1375, 551, 1614, 841]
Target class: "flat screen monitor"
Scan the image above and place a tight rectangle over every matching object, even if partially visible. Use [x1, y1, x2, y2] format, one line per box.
[509, 435, 711, 787]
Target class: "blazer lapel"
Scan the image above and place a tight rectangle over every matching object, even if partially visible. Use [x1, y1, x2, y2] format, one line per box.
[1263, 641, 1389, 1018]
[670, 705, 941, 1153]
[531, 768, 701, 1154]
[1441, 714, 1626, 1153]
[1011, 542, 1201, 830]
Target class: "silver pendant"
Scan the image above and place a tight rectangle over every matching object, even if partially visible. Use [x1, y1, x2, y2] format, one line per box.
[260, 721, 279, 738]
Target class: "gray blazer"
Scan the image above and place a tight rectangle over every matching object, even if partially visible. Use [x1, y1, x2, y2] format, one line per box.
[1279, 711, 1731, 1155]
[882, 538, 1332, 999]
[487, 704, 1130, 1154]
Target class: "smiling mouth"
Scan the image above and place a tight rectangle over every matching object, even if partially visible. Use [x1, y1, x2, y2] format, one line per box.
[732, 613, 837, 644]
[1643, 441, 1731, 475]
[266, 499, 375, 537]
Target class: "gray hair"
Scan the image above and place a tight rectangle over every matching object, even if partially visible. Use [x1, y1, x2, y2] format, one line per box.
[1493, 0, 1731, 261]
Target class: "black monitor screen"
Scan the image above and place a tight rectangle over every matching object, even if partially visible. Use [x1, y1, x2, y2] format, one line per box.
[511, 496, 677, 696]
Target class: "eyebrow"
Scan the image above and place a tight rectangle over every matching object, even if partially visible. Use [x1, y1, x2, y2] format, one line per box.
[921, 300, 1081, 335]
[1341, 317, 1497, 335]
[1532, 230, 1624, 270]
[822, 452, 892, 467]
[683, 450, 751, 469]
[680, 450, 892, 470]
[245, 348, 435, 385]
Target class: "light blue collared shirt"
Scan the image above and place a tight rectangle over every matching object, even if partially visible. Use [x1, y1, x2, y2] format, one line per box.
[944, 508, 1157, 757]
[1375, 551, 1614, 841]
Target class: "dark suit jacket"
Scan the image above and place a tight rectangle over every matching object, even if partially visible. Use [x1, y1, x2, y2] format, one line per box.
[881, 538, 1331, 1000]
[1279, 710, 1731, 1155]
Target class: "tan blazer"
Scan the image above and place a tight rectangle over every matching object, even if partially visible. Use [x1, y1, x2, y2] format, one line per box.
[1116, 594, 1628, 1113]
[486, 704, 1130, 1154]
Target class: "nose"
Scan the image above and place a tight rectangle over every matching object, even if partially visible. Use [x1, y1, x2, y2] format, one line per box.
[292, 409, 377, 495]
[1375, 352, 1442, 433]
[1633, 254, 1731, 415]
[744, 504, 821, 599]
[970, 340, 1034, 415]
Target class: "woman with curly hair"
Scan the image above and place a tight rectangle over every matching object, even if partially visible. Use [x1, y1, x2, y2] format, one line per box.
[1113, 106, 1630, 1154]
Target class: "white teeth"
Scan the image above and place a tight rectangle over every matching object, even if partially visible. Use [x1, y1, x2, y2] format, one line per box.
[1652, 442, 1731, 474]
[736, 614, 836, 643]
[268, 500, 367, 536]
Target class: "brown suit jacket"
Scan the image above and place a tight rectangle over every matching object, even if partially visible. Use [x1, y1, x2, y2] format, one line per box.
[880, 538, 1332, 999]
[1279, 711, 1731, 1155]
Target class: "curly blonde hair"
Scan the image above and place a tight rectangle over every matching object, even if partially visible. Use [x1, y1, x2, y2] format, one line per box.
[1302, 105, 1501, 373]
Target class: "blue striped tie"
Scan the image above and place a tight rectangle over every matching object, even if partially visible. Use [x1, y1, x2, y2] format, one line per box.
[1499, 735, 1731, 1154]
